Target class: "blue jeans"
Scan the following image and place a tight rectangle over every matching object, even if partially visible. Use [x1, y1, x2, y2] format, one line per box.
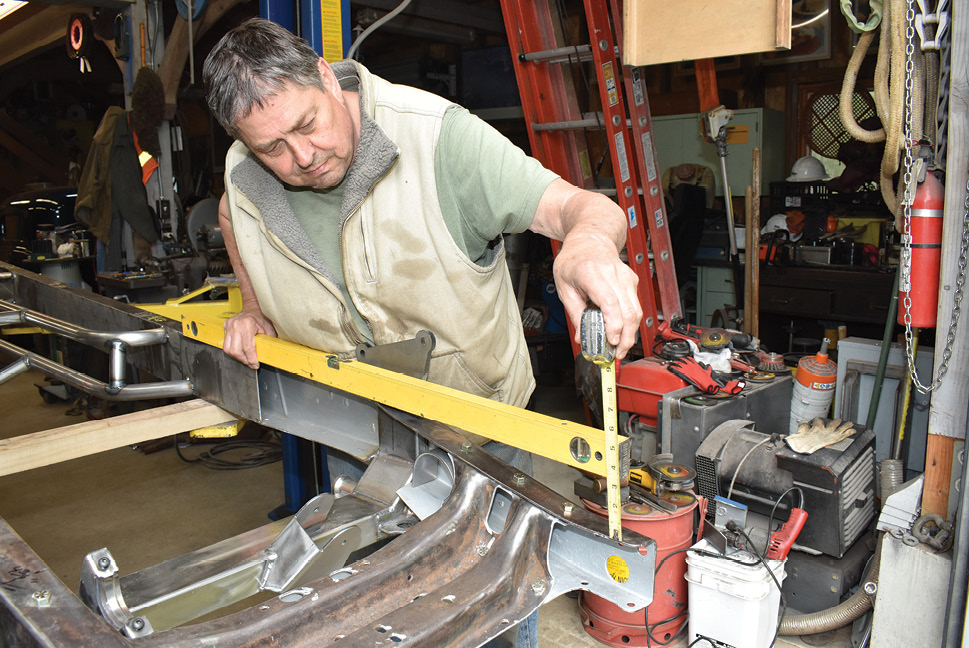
[482, 609, 539, 648]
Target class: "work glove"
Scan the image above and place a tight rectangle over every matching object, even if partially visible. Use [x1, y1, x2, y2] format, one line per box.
[667, 357, 721, 394]
[667, 357, 746, 395]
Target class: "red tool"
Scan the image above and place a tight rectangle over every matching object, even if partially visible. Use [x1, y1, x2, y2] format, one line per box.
[765, 508, 808, 560]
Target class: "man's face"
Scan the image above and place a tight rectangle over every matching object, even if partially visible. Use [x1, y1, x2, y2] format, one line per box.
[235, 59, 358, 188]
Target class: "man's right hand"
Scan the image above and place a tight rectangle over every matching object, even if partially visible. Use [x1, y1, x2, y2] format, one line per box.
[223, 309, 278, 369]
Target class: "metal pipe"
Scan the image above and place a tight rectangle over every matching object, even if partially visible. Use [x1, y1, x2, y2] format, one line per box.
[0, 302, 169, 350]
[0, 338, 192, 401]
[943, 441, 969, 647]
[520, 44, 593, 63]
[107, 339, 129, 395]
[866, 266, 901, 430]
[0, 356, 29, 385]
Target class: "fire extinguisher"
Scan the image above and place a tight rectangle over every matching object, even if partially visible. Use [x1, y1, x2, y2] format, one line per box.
[899, 169, 944, 328]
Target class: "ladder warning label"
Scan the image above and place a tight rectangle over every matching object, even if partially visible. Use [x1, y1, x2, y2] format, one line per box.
[654, 208, 665, 229]
[614, 133, 630, 183]
[627, 206, 638, 229]
[602, 62, 619, 107]
[641, 132, 657, 181]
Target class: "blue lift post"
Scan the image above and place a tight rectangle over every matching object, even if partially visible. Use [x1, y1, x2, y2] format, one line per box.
[259, 0, 350, 519]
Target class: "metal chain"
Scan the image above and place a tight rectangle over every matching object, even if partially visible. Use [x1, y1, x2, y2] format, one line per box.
[900, 0, 969, 393]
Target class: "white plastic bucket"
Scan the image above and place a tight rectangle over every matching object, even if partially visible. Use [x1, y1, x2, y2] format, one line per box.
[685, 539, 786, 648]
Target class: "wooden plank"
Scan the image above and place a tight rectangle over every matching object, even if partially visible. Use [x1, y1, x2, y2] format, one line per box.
[623, 0, 792, 66]
[0, 399, 236, 477]
[922, 434, 955, 517]
[924, 0, 969, 517]
[775, 0, 792, 48]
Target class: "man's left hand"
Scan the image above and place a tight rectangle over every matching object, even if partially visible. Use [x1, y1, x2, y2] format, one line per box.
[553, 232, 641, 360]
[530, 179, 643, 360]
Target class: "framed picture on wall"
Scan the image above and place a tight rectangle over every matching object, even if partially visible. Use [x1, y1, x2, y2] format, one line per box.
[762, 0, 832, 64]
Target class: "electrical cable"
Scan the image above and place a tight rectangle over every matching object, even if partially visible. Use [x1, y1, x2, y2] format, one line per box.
[644, 546, 695, 647]
[727, 522, 786, 648]
[726, 436, 773, 499]
[347, 0, 413, 60]
[764, 486, 805, 556]
[174, 437, 282, 470]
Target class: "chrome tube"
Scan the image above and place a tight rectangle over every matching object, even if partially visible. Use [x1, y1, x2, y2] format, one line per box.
[0, 338, 192, 401]
[0, 356, 30, 385]
[0, 301, 169, 350]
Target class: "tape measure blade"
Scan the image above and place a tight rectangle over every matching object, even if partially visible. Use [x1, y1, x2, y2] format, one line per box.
[601, 361, 622, 542]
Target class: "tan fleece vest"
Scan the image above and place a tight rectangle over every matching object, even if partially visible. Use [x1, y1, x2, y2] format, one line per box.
[224, 63, 535, 407]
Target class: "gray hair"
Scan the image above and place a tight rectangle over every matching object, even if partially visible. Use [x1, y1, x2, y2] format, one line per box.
[203, 17, 326, 138]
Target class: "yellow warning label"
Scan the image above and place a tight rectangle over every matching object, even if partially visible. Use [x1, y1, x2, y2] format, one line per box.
[602, 62, 619, 107]
[726, 125, 749, 145]
[321, 0, 344, 62]
[606, 555, 630, 584]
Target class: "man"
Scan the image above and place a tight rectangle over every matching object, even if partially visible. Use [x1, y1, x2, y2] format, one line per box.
[204, 17, 641, 646]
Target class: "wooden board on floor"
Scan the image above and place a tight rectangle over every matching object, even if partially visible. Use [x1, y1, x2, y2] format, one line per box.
[0, 399, 236, 477]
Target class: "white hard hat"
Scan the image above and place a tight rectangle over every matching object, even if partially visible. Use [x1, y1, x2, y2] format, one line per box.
[787, 155, 830, 182]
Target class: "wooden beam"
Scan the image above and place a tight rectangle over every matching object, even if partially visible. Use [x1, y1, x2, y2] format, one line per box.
[158, 0, 247, 120]
[0, 111, 69, 184]
[0, 4, 89, 70]
[0, 399, 236, 477]
[924, 0, 969, 518]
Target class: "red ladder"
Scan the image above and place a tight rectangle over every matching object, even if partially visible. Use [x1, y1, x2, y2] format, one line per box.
[500, 0, 682, 352]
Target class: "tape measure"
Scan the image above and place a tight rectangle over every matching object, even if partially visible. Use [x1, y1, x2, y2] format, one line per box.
[581, 307, 622, 542]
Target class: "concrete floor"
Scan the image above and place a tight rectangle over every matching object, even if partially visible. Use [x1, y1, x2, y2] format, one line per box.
[0, 368, 850, 647]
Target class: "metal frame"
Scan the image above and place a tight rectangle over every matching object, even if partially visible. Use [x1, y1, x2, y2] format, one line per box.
[0, 263, 658, 647]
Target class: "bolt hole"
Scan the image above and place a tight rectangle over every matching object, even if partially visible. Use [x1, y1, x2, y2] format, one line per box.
[595, 451, 603, 461]
[441, 594, 456, 604]
[331, 569, 353, 581]
[279, 590, 304, 603]
[375, 625, 390, 634]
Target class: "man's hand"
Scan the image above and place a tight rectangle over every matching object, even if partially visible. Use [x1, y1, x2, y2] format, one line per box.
[223, 309, 278, 369]
[530, 179, 643, 360]
[554, 233, 641, 359]
[219, 191, 278, 369]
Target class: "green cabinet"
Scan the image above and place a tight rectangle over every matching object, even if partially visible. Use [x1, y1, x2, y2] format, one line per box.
[651, 108, 786, 198]
[696, 265, 737, 327]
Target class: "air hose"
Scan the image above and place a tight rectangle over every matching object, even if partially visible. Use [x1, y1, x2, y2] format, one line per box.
[779, 535, 882, 635]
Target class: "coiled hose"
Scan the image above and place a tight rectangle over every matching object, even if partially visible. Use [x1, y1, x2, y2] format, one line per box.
[779, 534, 882, 635]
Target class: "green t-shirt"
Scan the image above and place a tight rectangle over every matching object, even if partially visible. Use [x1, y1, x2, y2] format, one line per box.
[286, 106, 558, 341]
